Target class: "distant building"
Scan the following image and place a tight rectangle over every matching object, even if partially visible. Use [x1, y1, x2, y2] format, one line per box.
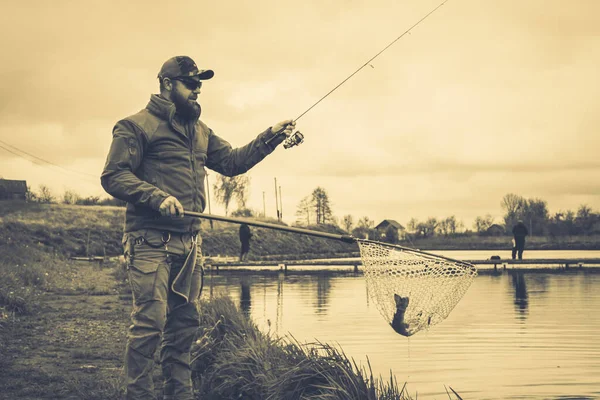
[486, 223, 505, 236]
[0, 179, 27, 201]
[375, 219, 406, 240]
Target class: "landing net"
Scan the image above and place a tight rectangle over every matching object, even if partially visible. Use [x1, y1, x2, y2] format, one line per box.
[358, 240, 477, 336]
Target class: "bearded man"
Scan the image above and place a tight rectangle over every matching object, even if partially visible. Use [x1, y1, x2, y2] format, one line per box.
[101, 55, 294, 400]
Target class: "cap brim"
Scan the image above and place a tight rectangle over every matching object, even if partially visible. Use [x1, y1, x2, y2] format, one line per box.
[195, 69, 214, 80]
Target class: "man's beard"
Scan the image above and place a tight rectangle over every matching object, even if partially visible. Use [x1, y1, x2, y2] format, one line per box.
[172, 90, 201, 121]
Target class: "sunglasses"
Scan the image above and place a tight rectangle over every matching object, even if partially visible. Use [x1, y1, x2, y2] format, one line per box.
[171, 77, 203, 90]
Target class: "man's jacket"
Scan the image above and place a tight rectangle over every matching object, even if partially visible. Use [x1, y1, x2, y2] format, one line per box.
[512, 223, 529, 238]
[101, 94, 283, 233]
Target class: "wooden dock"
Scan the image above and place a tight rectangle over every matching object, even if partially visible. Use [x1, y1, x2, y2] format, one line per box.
[71, 255, 600, 273]
[204, 258, 600, 273]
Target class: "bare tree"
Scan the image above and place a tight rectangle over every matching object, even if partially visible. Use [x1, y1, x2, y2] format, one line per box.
[234, 175, 250, 209]
[501, 193, 526, 215]
[357, 216, 374, 229]
[352, 216, 375, 239]
[37, 184, 55, 203]
[342, 214, 354, 233]
[25, 185, 37, 202]
[311, 187, 333, 224]
[438, 215, 462, 236]
[416, 217, 438, 238]
[63, 190, 81, 205]
[295, 196, 313, 226]
[576, 204, 594, 232]
[406, 218, 419, 233]
[213, 175, 250, 216]
[502, 193, 526, 230]
[473, 214, 494, 234]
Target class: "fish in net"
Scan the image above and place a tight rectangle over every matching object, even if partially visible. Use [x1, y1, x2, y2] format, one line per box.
[183, 211, 477, 337]
[358, 239, 477, 336]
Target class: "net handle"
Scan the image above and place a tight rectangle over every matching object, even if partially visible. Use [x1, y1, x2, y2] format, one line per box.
[184, 210, 474, 268]
[184, 211, 356, 243]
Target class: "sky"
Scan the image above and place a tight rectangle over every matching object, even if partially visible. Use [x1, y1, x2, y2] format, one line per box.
[0, 0, 598, 229]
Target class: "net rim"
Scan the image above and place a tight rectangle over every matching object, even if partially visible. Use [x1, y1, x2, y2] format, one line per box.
[356, 238, 477, 272]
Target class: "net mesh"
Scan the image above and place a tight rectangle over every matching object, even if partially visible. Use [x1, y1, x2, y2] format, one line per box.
[358, 240, 477, 336]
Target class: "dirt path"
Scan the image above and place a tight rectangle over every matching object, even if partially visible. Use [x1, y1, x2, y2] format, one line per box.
[0, 262, 132, 400]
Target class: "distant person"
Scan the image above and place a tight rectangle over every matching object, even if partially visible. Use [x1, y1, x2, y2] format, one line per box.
[239, 223, 253, 262]
[512, 220, 529, 260]
[101, 55, 295, 400]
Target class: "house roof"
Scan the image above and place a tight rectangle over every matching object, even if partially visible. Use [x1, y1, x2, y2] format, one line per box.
[375, 219, 405, 230]
[486, 223, 504, 231]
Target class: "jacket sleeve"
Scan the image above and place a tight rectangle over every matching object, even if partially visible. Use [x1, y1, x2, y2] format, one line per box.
[205, 126, 285, 177]
[100, 119, 170, 210]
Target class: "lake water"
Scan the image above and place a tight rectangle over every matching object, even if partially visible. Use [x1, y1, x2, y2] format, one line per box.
[200, 250, 600, 399]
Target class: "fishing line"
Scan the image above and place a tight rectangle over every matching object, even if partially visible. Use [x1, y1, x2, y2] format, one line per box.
[293, 0, 450, 122]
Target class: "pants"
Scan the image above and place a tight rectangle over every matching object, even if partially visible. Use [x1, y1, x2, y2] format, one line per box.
[512, 237, 525, 260]
[123, 229, 203, 400]
[240, 240, 250, 261]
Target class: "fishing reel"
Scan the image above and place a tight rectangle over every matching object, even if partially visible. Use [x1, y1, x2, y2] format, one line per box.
[283, 131, 304, 149]
[265, 129, 304, 149]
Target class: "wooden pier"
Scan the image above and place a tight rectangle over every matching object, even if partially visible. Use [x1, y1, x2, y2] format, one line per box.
[204, 258, 600, 273]
[70, 255, 600, 273]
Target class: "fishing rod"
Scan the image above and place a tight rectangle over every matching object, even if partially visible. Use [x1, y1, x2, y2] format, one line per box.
[268, 0, 450, 149]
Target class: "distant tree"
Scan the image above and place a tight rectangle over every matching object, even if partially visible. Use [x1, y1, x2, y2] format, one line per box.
[406, 218, 419, 233]
[295, 196, 313, 226]
[416, 217, 437, 238]
[522, 198, 549, 236]
[63, 190, 81, 205]
[25, 185, 37, 202]
[501, 193, 526, 232]
[352, 216, 376, 239]
[356, 216, 374, 230]
[234, 176, 250, 209]
[342, 214, 354, 233]
[575, 204, 598, 234]
[438, 215, 462, 236]
[37, 184, 55, 203]
[474, 214, 494, 234]
[549, 210, 570, 236]
[311, 187, 333, 224]
[231, 208, 254, 218]
[78, 195, 100, 205]
[213, 175, 249, 216]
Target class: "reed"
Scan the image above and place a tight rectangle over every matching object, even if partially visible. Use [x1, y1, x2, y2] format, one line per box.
[192, 295, 412, 400]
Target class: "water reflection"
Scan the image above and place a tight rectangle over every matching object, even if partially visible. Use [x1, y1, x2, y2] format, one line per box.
[240, 277, 251, 317]
[276, 272, 284, 332]
[201, 270, 600, 399]
[314, 275, 331, 314]
[511, 271, 529, 316]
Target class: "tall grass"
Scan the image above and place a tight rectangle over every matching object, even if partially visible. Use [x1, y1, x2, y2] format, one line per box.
[0, 244, 53, 315]
[192, 296, 411, 400]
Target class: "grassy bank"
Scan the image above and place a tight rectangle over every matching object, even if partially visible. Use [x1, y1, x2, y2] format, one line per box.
[0, 238, 422, 399]
[1, 201, 598, 263]
[192, 296, 412, 400]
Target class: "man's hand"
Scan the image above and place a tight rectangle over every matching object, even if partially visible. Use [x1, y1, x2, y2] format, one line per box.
[272, 119, 296, 138]
[159, 196, 184, 218]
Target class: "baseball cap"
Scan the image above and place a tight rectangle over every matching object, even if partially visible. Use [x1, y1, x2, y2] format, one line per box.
[157, 56, 214, 80]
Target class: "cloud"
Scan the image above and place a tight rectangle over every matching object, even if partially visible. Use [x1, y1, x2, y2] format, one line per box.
[0, 0, 598, 229]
